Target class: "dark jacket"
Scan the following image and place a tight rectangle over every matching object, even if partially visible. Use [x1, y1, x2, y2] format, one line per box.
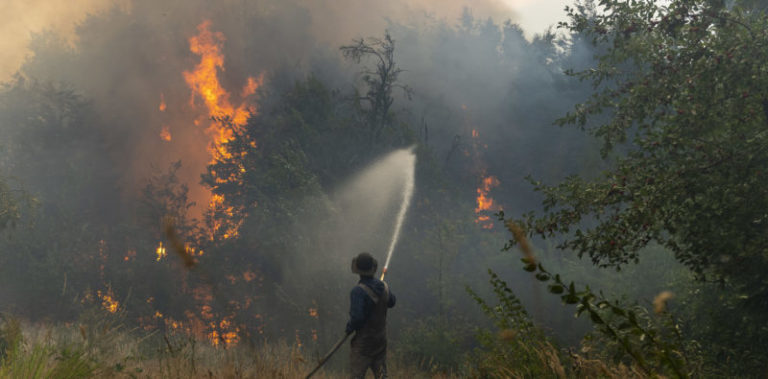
[345, 276, 396, 335]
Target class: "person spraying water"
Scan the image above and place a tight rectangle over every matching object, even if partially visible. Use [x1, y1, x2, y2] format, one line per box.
[306, 147, 416, 378]
[347, 252, 396, 378]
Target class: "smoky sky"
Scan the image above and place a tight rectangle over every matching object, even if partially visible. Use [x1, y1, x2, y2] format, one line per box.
[2, 0, 579, 218]
[0, 0, 576, 81]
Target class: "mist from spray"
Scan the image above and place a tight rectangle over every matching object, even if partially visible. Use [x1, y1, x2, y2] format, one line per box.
[381, 147, 416, 278]
[282, 147, 418, 335]
[295, 147, 418, 279]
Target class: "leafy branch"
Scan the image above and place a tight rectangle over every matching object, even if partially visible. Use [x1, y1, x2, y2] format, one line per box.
[504, 219, 690, 378]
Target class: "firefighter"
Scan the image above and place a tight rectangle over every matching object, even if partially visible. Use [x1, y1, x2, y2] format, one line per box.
[346, 252, 396, 378]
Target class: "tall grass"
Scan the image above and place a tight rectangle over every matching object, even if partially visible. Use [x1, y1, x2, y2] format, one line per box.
[1, 310, 654, 378]
[0, 312, 453, 378]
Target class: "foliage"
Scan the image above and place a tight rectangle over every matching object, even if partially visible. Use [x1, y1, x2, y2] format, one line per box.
[140, 160, 196, 239]
[0, 315, 454, 378]
[522, 0, 768, 295]
[467, 271, 568, 378]
[0, 315, 97, 379]
[395, 316, 474, 373]
[506, 0, 768, 374]
[501, 219, 695, 377]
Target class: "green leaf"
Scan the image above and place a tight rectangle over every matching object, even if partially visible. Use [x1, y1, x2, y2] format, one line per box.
[548, 284, 565, 294]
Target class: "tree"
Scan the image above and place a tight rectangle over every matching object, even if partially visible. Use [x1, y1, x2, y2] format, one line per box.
[340, 31, 413, 148]
[0, 179, 23, 231]
[511, 0, 768, 373]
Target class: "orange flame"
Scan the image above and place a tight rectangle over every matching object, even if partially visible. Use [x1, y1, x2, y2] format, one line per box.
[183, 20, 263, 240]
[183, 20, 256, 160]
[155, 241, 167, 261]
[475, 175, 501, 229]
[97, 288, 119, 313]
[241, 74, 264, 97]
[149, 20, 265, 349]
[160, 125, 172, 141]
[243, 270, 257, 282]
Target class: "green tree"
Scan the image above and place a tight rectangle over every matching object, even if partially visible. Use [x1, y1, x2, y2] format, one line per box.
[512, 0, 768, 373]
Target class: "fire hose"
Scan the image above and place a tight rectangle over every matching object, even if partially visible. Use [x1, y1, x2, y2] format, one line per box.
[305, 330, 353, 379]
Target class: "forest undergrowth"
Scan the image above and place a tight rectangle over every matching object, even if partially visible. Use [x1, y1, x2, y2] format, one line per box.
[0, 310, 651, 378]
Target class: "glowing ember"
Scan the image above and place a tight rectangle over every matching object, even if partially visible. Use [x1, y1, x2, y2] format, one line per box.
[97, 288, 119, 313]
[243, 270, 257, 282]
[159, 93, 167, 112]
[475, 175, 501, 229]
[160, 125, 172, 141]
[155, 241, 167, 261]
[308, 308, 319, 318]
[295, 330, 303, 348]
[472, 129, 479, 138]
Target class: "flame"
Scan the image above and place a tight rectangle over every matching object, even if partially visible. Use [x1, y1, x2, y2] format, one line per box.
[243, 270, 257, 282]
[183, 20, 257, 158]
[308, 308, 318, 318]
[475, 175, 501, 229]
[142, 20, 265, 349]
[241, 74, 264, 97]
[183, 20, 263, 240]
[160, 125, 172, 141]
[155, 241, 167, 261]
[97, 288, 119, 313]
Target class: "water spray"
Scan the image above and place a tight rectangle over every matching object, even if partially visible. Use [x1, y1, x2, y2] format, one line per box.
[380, 147, 416, 281]
[307, 147, 416, 378]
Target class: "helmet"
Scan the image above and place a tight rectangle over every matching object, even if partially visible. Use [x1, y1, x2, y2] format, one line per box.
[351, 252, 378, 276]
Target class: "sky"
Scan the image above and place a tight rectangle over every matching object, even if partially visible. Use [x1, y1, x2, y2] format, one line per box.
[0, 0, 572, 82]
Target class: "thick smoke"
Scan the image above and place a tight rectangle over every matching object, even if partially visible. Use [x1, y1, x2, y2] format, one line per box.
[0, 0, 608, 355]
[8, 0, 580, 216]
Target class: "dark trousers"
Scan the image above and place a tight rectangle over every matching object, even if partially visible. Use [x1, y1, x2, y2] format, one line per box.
[350, 347, 387, 378]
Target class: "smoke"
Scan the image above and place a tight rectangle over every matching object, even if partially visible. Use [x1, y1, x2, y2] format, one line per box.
[0, 0, 561, 82]
[0, 0, 130, 80]
[0, 0, 605, 349]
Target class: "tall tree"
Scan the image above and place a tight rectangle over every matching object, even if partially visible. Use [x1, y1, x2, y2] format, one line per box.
[512, 0, 768, 371]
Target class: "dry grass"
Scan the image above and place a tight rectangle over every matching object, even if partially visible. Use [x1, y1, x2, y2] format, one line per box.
[1, 314, 654, 378]
[0, 317, 456, 378]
